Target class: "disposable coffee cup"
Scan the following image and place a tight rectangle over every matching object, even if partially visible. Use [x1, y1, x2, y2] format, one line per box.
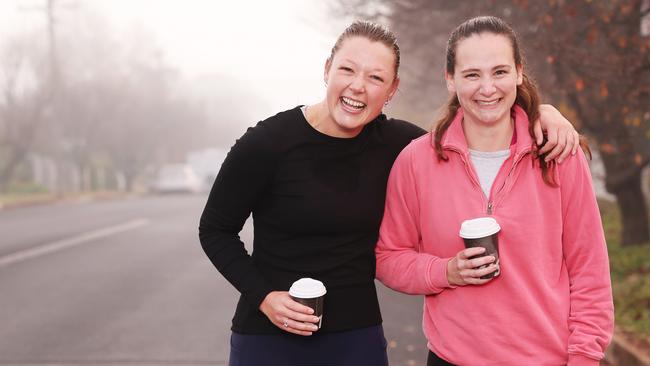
[459, 217, 501, 279]
[289, 278, 326, 329]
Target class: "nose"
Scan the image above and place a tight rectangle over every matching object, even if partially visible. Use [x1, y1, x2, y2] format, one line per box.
[349, 74, 366, 93]
[479, 77, 496, 95]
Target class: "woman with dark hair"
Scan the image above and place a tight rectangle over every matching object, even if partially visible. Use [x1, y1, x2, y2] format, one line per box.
[199, 19, 581, 366]
[375, 16, 613, 366]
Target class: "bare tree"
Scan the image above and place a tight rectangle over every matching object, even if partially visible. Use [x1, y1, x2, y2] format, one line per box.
[0, 1, 213, 193]
[0, 0, 67, 193]
[0, 34, 53, 193]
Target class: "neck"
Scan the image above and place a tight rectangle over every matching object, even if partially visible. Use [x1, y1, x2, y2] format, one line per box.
[462, 115, 514, 152]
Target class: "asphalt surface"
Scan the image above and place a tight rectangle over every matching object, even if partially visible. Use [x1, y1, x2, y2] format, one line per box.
[0, 194, 428, 366]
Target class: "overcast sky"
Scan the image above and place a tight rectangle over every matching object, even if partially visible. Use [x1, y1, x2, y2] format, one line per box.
[0, 0, 349, 117]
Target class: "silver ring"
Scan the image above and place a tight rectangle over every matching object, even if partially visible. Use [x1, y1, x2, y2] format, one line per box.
[283, 320, 289, 328]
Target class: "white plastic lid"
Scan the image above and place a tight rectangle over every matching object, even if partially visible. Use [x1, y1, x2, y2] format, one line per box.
[459, 217, 501, 239]
[289, 278, 327, 298]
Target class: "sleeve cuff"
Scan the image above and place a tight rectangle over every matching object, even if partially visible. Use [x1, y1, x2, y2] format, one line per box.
[428, 257, 456, 291]
[567, 354, 601, 366]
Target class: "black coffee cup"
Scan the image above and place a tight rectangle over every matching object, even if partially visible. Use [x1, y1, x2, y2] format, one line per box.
[289, 278, 326, 329]
[459, 217, 501, 279]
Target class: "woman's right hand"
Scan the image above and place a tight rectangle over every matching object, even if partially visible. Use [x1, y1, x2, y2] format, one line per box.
[259, 291, 321, 336]
[447, 247, 498, 286]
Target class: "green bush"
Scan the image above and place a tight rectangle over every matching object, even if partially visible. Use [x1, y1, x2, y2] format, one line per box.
[599, 200, 650, 337]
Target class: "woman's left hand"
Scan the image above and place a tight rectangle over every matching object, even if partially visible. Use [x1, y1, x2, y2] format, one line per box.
[533, 104, 580, 164]
[259, 291, 320, 336]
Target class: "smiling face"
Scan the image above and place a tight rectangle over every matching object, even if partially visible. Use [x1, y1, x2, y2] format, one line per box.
[322, 36, 399, 137]
[446, 33, 522, 129]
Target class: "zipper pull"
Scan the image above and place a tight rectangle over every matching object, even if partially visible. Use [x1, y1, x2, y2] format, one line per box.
[487, 202, 493, 214]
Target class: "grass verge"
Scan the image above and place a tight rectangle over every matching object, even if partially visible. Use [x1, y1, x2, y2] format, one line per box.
[599, 199, 650, 349]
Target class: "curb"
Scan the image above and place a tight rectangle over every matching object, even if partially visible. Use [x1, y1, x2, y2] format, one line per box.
[0, 196, 61, 210]
[0, 192, 137, 211]
[605, 331, 650, 366]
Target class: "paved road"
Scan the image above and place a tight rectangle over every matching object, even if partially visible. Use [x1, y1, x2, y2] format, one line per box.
[0, 194, 427, 366]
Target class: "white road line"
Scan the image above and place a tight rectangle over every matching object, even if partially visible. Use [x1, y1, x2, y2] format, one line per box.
[0, 218, 151, 268]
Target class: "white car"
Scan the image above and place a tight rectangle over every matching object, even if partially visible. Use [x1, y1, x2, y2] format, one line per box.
[151, 164, 203, 194]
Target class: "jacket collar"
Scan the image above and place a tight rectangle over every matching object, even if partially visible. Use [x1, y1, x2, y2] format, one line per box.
[437, 105, 534, 157]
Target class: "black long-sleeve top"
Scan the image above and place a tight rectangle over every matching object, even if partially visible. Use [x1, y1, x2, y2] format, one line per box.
[199, 106, 425, 334]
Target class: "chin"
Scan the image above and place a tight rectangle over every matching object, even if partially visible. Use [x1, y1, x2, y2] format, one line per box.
[475, 111, 509, 125]
[336, 112, 369, 128]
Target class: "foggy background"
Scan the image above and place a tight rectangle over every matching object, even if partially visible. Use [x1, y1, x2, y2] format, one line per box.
[0, 0, 349, 193]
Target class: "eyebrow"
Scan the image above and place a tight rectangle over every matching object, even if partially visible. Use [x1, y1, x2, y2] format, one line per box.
[339, 58, 390, 73]
[460, 64, 512, 73]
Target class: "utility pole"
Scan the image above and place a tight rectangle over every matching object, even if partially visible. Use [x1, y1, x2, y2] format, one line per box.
[19, 0, 63, 99]
[47, 0, 59, 98]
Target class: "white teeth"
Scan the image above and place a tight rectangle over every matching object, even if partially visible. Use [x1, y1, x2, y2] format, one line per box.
[477, 99, 499, 106]
[341, 97, 366, 109]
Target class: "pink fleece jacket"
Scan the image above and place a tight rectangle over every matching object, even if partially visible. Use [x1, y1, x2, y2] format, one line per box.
[376, 106, 614, 366]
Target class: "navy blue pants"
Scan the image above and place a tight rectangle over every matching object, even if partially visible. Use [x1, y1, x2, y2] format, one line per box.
[229, 325, 389, 366]
[427, 350, 456, 366]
